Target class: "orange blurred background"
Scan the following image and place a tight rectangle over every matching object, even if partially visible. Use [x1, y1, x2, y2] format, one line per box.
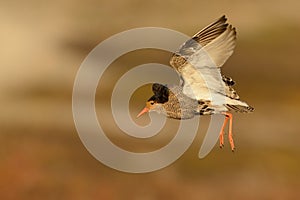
[1, 0, 300, 199]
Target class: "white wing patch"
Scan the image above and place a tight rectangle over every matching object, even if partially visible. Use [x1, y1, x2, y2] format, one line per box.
[180, 63, 225, 101]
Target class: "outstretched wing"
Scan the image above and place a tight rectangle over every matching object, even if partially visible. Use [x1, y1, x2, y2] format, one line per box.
[169, 15, 237, 101]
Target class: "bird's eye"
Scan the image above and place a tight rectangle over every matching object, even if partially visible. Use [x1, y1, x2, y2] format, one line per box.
[150, 102, 154, 105]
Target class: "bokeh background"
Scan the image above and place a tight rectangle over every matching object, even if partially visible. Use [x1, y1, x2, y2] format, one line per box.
[1, 0, 300, 199]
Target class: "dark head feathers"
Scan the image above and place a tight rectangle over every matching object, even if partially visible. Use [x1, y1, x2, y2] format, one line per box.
[148, 83, 169, 103]
[152, 83, 169, 95]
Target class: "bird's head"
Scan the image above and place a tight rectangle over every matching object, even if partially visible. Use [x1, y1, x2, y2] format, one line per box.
[136, 83, 169, 118]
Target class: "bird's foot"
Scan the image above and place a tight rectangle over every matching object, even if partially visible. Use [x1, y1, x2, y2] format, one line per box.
[228, 132, 235, 152]
[219, 131, 224, 148]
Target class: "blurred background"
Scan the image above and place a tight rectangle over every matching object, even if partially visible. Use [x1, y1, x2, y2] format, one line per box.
[1, 0, 300, 199]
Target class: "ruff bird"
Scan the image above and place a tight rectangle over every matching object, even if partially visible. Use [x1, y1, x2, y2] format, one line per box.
[137, 16, 254, 151]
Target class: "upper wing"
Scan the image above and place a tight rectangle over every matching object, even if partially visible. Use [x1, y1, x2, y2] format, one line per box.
[169, 15, 237, 101]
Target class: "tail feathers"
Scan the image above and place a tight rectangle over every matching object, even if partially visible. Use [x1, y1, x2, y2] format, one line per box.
[226, 104, 254, 113]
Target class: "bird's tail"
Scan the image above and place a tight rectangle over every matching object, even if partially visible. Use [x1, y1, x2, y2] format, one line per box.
[225, 98, 254, 113]
[226, 104, 254, 113]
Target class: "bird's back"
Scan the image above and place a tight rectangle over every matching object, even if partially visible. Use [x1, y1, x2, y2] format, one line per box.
[161, 85, 196, 119]
[162, 84, 253, 120]
[162, 85, 217, 119]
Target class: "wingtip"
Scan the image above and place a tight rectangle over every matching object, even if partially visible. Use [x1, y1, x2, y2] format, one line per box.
[229, 25, 237, 38]
[220, 15, 227, 22]
[232, 27, 237, 37]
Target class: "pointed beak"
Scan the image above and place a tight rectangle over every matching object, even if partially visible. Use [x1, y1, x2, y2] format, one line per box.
[137, 107, 149, 118]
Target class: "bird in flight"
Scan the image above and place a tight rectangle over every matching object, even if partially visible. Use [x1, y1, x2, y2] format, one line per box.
[137, 16, 253, 151]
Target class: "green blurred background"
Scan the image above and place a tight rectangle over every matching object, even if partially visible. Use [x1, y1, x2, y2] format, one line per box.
[1, 0, 300, 199]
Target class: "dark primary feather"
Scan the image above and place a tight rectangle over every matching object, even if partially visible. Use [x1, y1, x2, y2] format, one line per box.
[191, 15, 228, 47]
[170, 15, 230, 71]
[225, 104, 254, 113]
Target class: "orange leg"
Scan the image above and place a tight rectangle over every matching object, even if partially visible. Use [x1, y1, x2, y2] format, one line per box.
[226, 113, 235, 152]
[219, 116, 229, 148]
[220, 112, 235, 152]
